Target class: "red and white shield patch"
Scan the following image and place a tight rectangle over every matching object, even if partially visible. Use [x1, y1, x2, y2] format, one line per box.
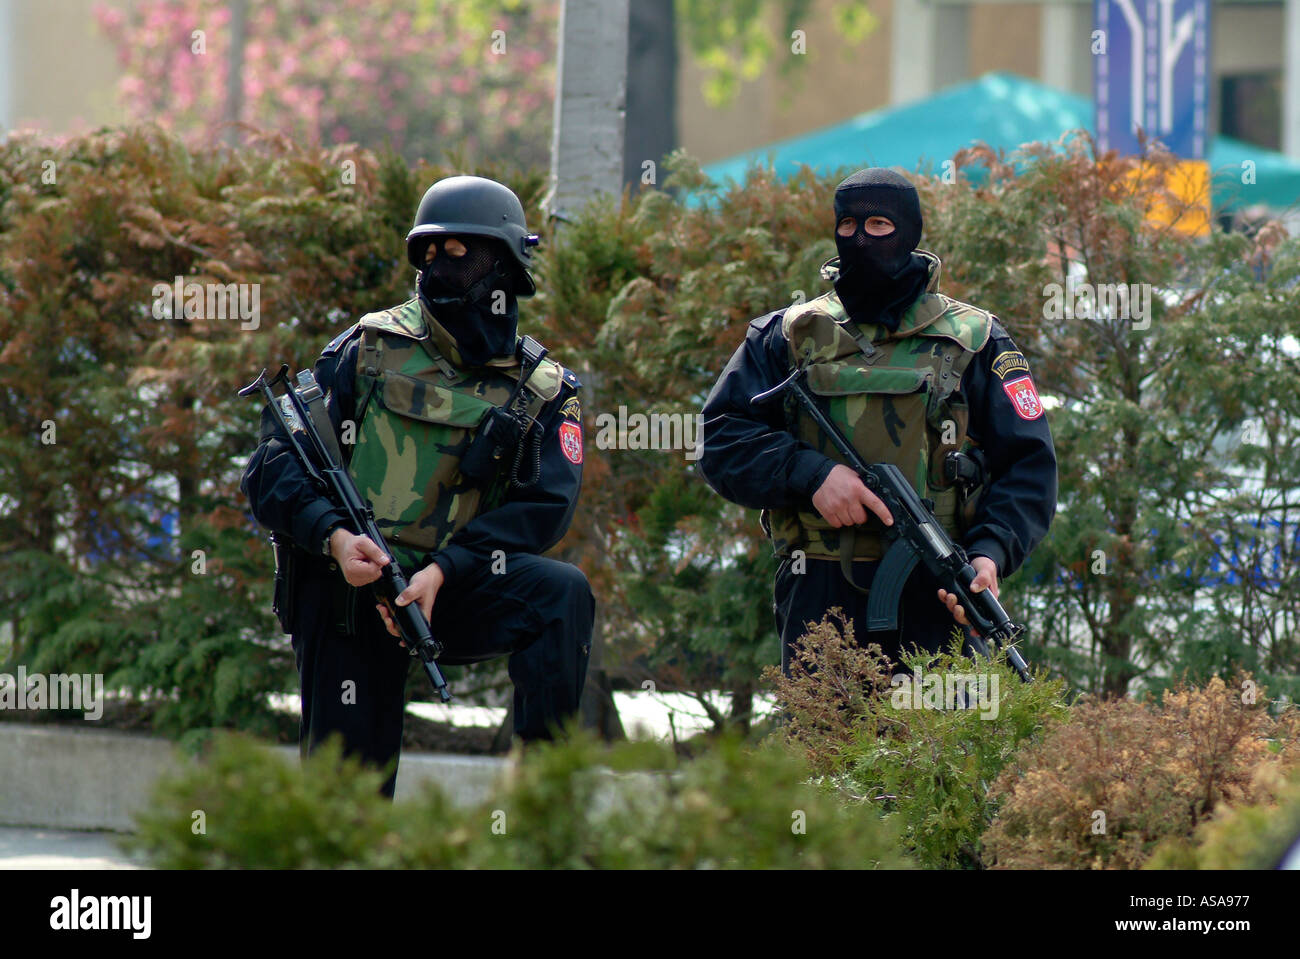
[1003, 375, 1044, 421]
[559, 420, 584, 464]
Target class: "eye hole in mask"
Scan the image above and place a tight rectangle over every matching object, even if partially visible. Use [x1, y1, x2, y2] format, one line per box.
[421, 236, 508, 298]
[835, 215, 896, 240]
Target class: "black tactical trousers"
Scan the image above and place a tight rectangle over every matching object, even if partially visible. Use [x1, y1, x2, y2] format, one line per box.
[291, 553, 594, 798]
[773, 555, 977, 676]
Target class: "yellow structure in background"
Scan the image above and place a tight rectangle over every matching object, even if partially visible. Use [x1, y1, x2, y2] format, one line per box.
[1125, 160, 1212, 237]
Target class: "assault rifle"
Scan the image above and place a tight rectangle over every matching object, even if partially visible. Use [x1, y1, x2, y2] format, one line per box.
[240, 364, 453, 702]
[752, 366, 1033, 683]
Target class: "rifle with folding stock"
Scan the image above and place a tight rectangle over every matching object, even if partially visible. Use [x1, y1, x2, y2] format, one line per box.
[753, 365, 1033, 683]
[240, 364, 453, 702]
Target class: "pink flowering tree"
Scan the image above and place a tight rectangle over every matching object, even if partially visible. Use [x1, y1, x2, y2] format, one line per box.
[95, 0, 559, 168]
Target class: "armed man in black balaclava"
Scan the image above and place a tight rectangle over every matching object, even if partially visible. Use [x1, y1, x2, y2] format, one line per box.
[242, 175, 593, 797]
[699, 167, 1058, 674]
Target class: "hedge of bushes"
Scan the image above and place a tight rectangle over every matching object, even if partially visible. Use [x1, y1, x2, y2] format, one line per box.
[126, 617, 1298, 869]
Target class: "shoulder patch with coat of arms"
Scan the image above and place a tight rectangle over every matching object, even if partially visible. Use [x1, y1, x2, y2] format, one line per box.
[1003, 375, 1044, 420]
[559, 421, 583, 464]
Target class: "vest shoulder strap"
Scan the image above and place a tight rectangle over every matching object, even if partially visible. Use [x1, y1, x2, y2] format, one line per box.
[780, 291, 844, 332]
[486, 335, 567, 404]
[918, 295, 994, 353]
[356, 297, 425, 338]
[781, 292, 865, 364]
[356, 299, 457, 378]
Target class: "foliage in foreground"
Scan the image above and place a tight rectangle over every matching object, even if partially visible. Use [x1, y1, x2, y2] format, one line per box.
[765, 611, 1068, 868]
[982, 677, 1300, 869]
[125, 729, 911, 869]
[1146, 765, 1300, 870]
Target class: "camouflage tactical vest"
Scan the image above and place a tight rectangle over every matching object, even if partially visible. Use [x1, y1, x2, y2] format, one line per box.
[763, 256, 992, 560]
[348, 297, 564, 570]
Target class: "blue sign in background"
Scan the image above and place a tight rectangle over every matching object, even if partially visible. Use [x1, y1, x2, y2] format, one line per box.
[1094, 0, 1211, 158]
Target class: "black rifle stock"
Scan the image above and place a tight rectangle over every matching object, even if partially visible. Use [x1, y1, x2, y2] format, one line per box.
[240, 364, 453, 702]
[752, 366, 1033, 683]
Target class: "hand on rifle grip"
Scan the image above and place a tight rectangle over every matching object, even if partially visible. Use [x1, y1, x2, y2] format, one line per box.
[936, 556, 999, 627]
[812, 464, 894, 528]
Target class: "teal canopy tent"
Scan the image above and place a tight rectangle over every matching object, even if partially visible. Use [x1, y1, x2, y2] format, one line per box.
[700, 72, 1300, 212]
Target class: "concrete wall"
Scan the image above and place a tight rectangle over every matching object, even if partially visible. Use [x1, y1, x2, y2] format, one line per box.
[0, 723, 506, 832]
[674, 1, 1289, 163]
[1215, 3, 1284, 73]
[2, 0, 130, 133]
[679, 0, 894, 164]
[969, 3, 1042, 80]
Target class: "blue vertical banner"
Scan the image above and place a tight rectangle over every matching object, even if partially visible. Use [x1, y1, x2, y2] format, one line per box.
[1094, 0, 1211, 158]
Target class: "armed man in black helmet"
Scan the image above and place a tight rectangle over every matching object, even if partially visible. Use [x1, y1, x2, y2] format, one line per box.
[241, 175, 593, 797]
[699, 168, 1057, 674]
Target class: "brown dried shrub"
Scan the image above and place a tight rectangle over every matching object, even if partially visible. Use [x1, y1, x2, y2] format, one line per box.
[983, 676, 1300, 869]
[761, 609, 896, 777]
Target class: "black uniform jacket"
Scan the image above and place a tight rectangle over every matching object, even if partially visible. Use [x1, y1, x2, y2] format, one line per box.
[240, 323, 584, 589]
[699, 308, 1058, 578]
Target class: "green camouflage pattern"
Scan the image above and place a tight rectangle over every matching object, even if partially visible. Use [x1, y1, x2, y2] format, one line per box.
[355, 298, 564, 401]
[764, 257, 992, 560]
[348, 297, 563, 569]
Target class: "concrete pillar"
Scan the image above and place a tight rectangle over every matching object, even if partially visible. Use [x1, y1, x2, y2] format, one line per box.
[545, 0, 630, 222]
[891, 0, 970, 105]
[1041, 0, 1094, 96]
[933, 4, 970, 91]
[0, 0, 13, 135]
[1285, 0, 1300, 156]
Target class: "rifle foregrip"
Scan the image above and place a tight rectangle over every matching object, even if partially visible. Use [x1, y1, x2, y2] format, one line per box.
[378, 565, 452, 701]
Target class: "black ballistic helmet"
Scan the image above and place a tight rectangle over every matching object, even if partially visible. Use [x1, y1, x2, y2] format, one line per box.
[406, 175, 540, 296]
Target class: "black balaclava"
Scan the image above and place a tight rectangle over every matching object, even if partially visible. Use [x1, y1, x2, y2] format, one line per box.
[417, 236, 520, 367]
[832, 168, 931, 330]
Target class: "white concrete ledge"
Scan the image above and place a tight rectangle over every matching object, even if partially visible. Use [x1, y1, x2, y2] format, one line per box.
[0, 723, 506, 832]
[393, 751, 507, 808]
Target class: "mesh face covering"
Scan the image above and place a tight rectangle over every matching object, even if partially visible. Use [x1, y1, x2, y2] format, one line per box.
[418, 237, 520, 366]
[832, 168, 929, 329]
[422, 237, 505, 299]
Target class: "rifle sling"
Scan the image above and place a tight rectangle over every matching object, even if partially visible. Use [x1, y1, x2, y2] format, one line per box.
[839, 533, 872, 596]
[298, 381, 345, 468]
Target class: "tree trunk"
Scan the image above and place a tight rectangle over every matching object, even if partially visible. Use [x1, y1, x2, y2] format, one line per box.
[579, 597, 627, 740]
[728, 680, 754, 737]
[544, 0, 631, 740]
[1101, 419, 1142, 698]
[491, 700, 515, 753]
